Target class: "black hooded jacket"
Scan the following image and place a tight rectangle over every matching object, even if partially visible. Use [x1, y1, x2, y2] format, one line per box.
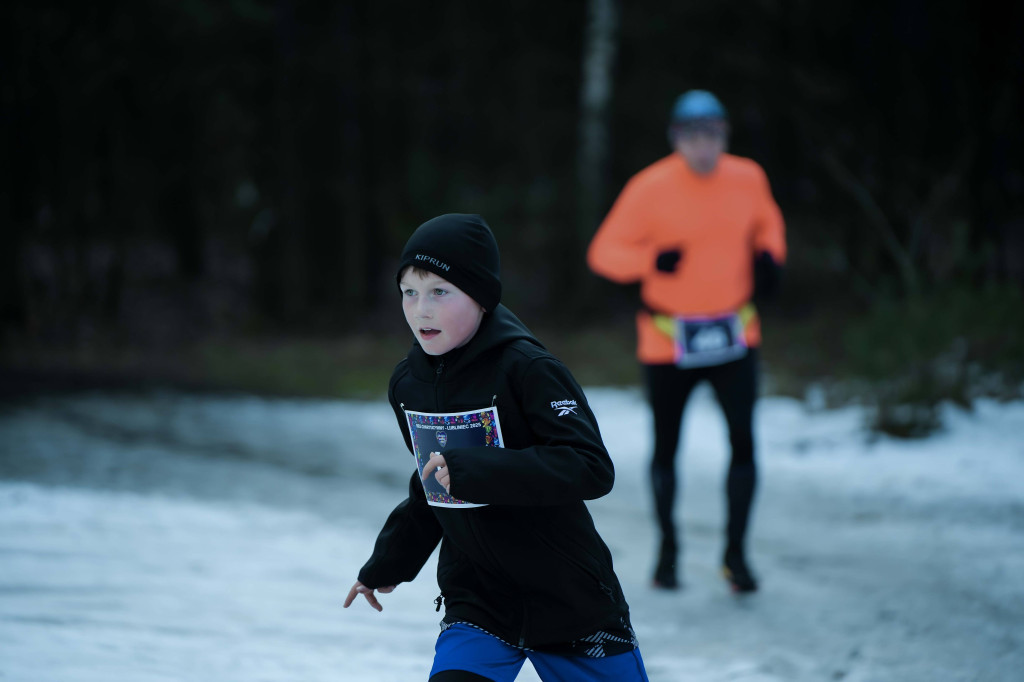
[357, 305, 632, 649]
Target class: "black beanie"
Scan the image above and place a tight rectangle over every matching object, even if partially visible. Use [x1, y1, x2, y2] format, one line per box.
[395, 214, 502, 311]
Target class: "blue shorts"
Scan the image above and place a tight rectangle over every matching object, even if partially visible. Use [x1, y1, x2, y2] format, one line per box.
[429, 623, 650, 682]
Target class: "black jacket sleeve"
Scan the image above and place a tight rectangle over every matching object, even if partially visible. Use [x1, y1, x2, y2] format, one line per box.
[356, 470, 443, 589]
[356, 368, 443, 588]
[442, 355, 614, 506]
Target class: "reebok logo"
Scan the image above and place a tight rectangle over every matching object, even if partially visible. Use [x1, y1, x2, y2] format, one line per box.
[550, 399, 579, 417]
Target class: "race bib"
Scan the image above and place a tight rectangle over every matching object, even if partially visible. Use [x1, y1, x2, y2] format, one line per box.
[403, 406, 504, 508]
[659, 310, 750, 368]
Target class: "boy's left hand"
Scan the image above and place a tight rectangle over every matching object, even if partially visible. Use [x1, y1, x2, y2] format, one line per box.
[421, 452, 450, 493]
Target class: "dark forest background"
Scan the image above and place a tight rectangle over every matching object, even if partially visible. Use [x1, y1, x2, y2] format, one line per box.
[2, 1, 1022, 434]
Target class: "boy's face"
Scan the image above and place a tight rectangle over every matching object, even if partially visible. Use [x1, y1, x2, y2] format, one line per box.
[399, 268, 485, 356]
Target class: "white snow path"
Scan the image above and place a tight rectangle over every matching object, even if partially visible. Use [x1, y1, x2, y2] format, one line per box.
[0, 387, 1022, 681]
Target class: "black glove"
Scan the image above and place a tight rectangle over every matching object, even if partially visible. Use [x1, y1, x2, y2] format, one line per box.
[753, 251, 781, 302]
[655, 248, 683, 273]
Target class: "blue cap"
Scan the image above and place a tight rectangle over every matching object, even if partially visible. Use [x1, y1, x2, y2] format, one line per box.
[670, 90, 727, 123]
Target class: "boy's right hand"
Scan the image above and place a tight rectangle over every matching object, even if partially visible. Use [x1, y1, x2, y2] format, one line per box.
[421, 452, 450, 493]
[343, 580, 396, 612]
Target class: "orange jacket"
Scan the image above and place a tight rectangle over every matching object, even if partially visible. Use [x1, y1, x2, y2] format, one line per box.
[587, 153, 786, 364]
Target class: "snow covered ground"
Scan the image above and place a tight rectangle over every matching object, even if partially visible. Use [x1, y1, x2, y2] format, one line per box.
[1, 386, 1022, 681]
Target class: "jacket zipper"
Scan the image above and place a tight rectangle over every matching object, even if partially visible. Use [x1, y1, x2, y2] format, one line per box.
[460, 502, 529, 645]
[434, 359, 445, 409]
[430, 362, 533, 645]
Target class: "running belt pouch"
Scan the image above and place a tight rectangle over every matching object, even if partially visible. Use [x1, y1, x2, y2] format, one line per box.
[651, 308, 750, 368]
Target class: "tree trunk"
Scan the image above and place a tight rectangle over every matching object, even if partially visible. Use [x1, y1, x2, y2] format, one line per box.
[575, 0, 618, 311]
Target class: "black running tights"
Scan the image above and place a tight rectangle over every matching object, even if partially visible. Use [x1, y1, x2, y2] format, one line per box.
[644, 350, 758, 556]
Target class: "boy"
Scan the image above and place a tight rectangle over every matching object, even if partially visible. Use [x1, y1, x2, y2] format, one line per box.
[344, 214, 649, 682]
